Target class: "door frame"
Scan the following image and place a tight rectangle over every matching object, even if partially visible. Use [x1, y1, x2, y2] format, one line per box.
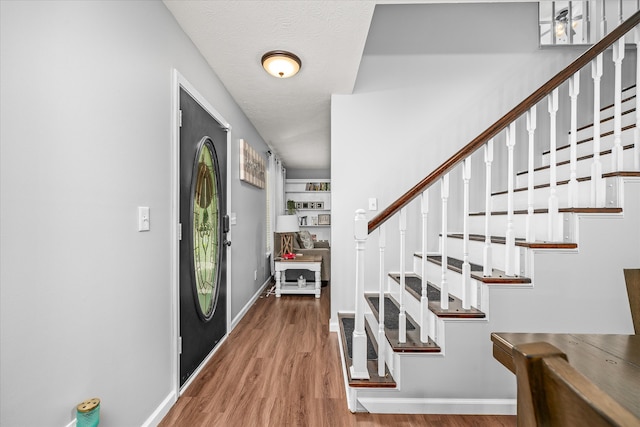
[171, 69, 232, 397]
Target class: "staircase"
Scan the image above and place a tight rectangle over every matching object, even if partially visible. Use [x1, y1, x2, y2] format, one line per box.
[338, 10, 640, 415]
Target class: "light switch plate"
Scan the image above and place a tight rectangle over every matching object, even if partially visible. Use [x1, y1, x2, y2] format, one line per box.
[368, 198, 377, 211]
[138, 207, 150, 231]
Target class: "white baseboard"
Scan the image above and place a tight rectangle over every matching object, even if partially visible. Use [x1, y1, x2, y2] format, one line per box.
[141, 391, 176, 427]
[329, 318, 339, 332]
[357, 397, 516, 415]
[231, 277, 272, 331]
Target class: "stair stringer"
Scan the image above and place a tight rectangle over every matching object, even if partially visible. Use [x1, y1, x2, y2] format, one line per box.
[348, 177, 638, 414]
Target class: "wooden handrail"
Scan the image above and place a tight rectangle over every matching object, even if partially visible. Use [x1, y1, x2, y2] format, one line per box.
[368, 10, 640, 234]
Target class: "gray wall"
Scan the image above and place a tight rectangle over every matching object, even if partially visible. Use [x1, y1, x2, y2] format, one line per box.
[330, 2, 588, 325]
[0, 1, 269, 425]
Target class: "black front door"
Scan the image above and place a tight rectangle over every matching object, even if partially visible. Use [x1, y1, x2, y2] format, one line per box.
[179, 88, 228, 387]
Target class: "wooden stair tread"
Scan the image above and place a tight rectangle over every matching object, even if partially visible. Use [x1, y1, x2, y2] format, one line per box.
[522, 143, 635, 175]
[559, 114, 636, 153]
[364, 293, 441, 352]
[493, 171, 639, 196]
[470, 207, 624, 216]
[417, 254, 531, 284]
[388, 273, 485, 318]
[337, 313, 397, 388]
[446, 233, 577, 249]
[564, 84, 635, 135]
[603, 171, 640, 178]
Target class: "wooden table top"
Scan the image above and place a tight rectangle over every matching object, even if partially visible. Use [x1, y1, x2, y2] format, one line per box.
[491, 332, 640, 418]
[275, 255, 322, 263]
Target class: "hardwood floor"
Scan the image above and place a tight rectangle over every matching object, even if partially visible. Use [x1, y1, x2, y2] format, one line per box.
[159, 283, 516, 427]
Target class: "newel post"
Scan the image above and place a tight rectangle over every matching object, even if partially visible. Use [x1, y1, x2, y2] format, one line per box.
[505, 122, 516, 276]
[351, 209, 370, 380]
[483, 139, 494, 276]
[420, 190, 430, 343]
[377, 224, 386, 377]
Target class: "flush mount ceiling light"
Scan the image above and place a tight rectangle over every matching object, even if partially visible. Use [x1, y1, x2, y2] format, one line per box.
[555, 7, 579, 38]
[261, 50, 301, 78]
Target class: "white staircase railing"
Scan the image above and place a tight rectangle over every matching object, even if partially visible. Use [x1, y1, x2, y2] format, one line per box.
[349, 11, 640, 381]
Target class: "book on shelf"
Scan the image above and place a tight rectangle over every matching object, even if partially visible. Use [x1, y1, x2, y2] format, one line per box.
[305, 182, 331, 191]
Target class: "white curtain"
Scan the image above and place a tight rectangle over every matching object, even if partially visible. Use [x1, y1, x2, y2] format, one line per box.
[267, 152, 286, 274]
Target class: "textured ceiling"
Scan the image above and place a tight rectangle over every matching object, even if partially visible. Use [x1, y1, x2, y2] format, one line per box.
[163, 0, 526, 172]
[163, 0, 376, 171]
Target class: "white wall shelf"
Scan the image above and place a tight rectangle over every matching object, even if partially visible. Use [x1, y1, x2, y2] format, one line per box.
[285, 179, 331, 242]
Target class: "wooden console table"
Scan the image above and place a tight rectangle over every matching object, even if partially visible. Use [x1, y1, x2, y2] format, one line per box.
[491, 332, 640, 420]
[274, 255, 322, 298]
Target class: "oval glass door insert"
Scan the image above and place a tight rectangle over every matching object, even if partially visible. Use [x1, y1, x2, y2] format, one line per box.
[191, 138, 221, 320]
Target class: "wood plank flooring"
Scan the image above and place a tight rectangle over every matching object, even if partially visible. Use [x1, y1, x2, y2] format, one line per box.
[159, 283, 516, 426]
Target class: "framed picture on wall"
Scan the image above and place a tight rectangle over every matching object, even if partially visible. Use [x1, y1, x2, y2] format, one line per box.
[318, 214, 331, 225]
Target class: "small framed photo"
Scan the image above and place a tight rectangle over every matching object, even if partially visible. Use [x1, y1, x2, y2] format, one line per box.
[295, 202, 303, 209]
[302, 202, 310, 209]
[318, 214, 331, 225]
[315, 201, 324, 209]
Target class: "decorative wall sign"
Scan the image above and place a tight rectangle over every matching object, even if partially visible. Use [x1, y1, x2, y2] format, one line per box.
[239, 139, 265, 189]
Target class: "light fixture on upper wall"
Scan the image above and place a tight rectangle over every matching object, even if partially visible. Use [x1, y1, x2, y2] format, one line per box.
[261, 50, 301, 78]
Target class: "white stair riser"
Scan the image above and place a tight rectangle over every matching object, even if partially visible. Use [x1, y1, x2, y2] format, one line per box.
[598, 86, 636, 119]
[518, 147, 636, 188]
[468, 213, 570, 242]
[540, 126, 635, 167]
[572, 98, 636, 142]
[491, 180, 595, 211]
[445, 235, 516, 273]
[422, 261, 487, 308]
[385, 278, 443, 343]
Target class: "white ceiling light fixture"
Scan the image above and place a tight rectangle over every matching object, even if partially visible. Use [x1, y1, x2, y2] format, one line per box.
[261, 50, 301, 78]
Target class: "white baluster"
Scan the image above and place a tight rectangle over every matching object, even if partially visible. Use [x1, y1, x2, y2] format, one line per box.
[398, 208, 407, 344]
[526, 107, 536, 243]
[601, 1, 608, 38]
[505, 123, 516, 276]
[619, 0, 624, 24]
[569, 71, 580, 207]
[548, 89, 561, 241]
[591, 54, 605, 207]
[440, 174, 449, 310]
[636, 25, 640, 171]
[351, 209, 369, 380]
[420, 191, 430, 343]
[483, 139, 493, 276]
[462, 158, 471, 309]
[613, 37, 625, 172]
[378, 224, 386, 377]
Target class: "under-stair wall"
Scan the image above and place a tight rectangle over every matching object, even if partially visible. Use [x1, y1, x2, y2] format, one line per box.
[352, 177, 638, 414]
[333, 7, 640, 416]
